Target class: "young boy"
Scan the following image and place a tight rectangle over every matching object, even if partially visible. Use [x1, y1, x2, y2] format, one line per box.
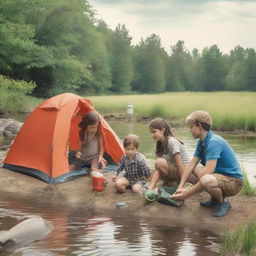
[171, 110, 243, 217]
[112, 134, 151, 194]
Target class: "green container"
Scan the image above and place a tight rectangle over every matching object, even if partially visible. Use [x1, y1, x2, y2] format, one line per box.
[145, 190, 157, 202]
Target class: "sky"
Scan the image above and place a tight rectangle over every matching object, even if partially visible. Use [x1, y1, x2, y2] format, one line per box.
[89, 0, 256, 54]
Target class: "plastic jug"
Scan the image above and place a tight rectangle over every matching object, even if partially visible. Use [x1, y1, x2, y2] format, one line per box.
[91, 171, 104, 192]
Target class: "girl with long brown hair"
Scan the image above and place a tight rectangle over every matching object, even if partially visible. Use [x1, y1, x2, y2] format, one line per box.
[148, 118, 193, 190]
[69, 111, 107, 172]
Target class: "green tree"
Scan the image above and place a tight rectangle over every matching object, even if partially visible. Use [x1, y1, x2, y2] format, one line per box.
[110, 24, 134, 93]
[197, 45, 227, 91]
[0, 3, 53, 80]
[29, 0, 109, 96]
[189, 48, 202, 91]
[166, 40, 192, 91]
[244, 48, 256, 91]
[132, 34, 167, 93]
[0, 0, 112, 97]
[225, 46, 246, 91]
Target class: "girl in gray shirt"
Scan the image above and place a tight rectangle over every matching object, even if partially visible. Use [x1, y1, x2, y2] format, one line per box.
[148, 118, 194, 191]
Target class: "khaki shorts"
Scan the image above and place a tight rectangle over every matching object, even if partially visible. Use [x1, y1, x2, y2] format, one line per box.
[213, 173, 243, 197]
[166, 161, 180, 181]
[165, 161, 198, 185]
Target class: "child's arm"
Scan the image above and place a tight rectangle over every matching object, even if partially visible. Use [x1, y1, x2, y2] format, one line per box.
[139, 157, 151, 179]
[148, 171, 160, 191]
[112, 156, 125, 181]
[173, 153, 185, 177]
[168, 138, 185, 177]
[98, 134, 107, 169]
[77, 141, 86, 158]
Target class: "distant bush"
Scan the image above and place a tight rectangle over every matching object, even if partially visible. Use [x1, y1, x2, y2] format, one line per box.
[149, 105, 168, 118]
[0, 75, 36, 114]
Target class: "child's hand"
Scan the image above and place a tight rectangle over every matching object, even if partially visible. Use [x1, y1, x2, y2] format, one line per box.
[99, 156, 107, 169]
[170, 188, 188, 200]
[76, 151, 81, 158]
[112, 174, 117, 182]
[149, 186, 158, 193]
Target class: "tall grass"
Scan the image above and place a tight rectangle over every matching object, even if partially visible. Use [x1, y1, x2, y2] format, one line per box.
[221, 222, 256, 256]
[241, 169, 256, 196]
[88, 92, 256, 131]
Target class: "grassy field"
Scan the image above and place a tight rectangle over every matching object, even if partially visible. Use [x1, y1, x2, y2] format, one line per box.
[88, 92, 256, 131]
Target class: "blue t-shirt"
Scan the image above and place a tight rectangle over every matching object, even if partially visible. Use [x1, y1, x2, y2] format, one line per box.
[194, 131, 243, 179]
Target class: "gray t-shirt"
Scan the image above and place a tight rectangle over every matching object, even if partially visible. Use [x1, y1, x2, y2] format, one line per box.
[162, 137, 190, 165]
[80, 135, 99, 161]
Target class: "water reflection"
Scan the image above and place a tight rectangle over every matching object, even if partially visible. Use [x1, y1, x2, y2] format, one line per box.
[0, 196, 220, 256]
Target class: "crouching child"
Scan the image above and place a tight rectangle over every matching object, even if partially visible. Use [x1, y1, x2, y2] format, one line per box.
[112, 134, 151, 194]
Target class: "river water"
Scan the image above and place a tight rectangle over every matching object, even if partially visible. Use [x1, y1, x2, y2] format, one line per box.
[1, 118, 256, 255]
[0, 194, 220, 256]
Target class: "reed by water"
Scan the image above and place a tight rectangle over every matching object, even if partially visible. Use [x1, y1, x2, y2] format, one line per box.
[88, 92, 256, 131]
[221, 222, 256, 256]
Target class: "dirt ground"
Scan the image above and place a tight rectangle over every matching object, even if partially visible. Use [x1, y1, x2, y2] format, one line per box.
[0, 167, 256, 237]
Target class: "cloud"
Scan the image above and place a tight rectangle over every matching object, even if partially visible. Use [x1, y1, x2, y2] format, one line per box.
[90, 0, 256, 53]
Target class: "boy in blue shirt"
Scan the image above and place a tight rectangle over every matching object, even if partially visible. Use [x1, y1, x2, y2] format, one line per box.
[172, 111, 243, 217]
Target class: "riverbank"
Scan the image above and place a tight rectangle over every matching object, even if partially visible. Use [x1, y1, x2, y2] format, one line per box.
[0, 167, 255, 238]
[104, 114, 256, 136]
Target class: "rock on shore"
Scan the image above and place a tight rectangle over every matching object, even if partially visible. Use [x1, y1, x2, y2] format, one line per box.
[0, 119, 23, 137]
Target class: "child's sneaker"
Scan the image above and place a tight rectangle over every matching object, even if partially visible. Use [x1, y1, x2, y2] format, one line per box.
[213, 199, 231, 217]
[200, 197, 219, 208]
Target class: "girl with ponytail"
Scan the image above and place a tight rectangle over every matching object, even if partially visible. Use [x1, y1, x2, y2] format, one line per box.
[148, 118, 195, 191]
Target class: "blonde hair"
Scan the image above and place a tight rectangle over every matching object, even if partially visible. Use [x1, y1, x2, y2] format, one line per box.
[123, 134, 140, 149]
[186, 111, 212, 131]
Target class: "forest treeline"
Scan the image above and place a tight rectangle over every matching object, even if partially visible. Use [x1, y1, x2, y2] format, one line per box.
[1, 0, 256, 98]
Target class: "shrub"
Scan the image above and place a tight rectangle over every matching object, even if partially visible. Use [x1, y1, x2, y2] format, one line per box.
[0, 75, 36, 114]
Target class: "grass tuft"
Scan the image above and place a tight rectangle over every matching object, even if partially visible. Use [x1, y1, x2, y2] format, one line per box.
[241, 169, 256, 196]
[221, 222, 256, 256]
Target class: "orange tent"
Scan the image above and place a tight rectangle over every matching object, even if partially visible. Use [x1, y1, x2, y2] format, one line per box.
[3, 93, 124, 184]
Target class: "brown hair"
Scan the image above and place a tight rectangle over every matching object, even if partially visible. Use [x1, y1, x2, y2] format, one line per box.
[186, 111, 212, 131]
[123, 134, 140, 149]
[79, 111, 100, 141]
[148, 118, 183, 157]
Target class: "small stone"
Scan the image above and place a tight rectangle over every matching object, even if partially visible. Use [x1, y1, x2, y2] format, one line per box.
[116, 202, 126, 207]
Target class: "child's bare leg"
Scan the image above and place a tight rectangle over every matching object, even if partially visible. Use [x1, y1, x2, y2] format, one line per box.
[69, 164, 78, 171]
[90, 157, 102, 173]
[132, 184, 142, 194]
[115, 177, 129, 193]
[155, 158, 178, 186]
